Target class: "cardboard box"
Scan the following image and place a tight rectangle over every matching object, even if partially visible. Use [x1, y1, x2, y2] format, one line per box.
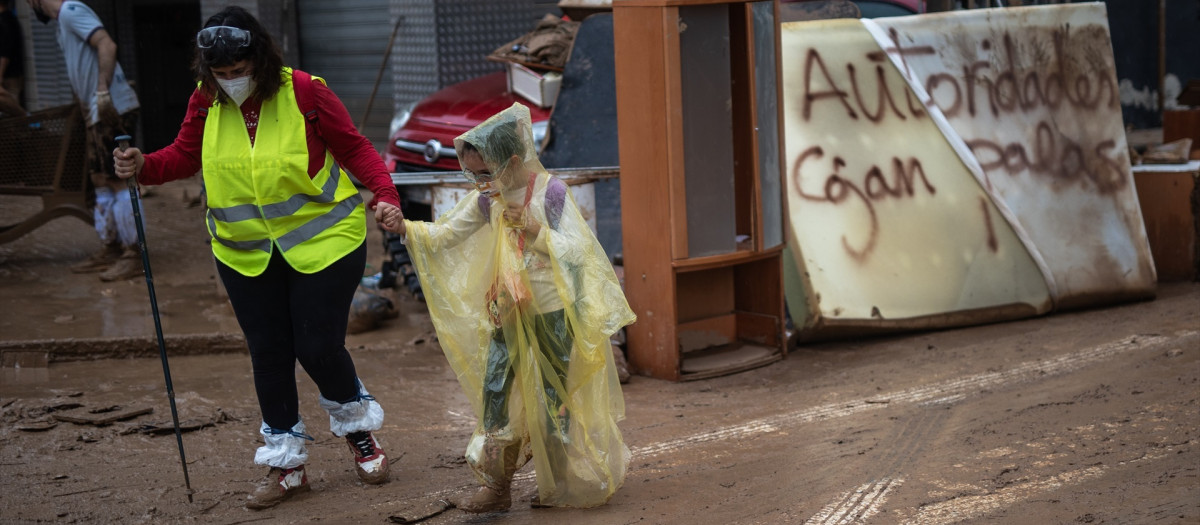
[506, 62, 562, 108]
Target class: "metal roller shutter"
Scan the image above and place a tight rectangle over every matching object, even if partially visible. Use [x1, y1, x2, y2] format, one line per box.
[25, 9, 74, 110]
[296, 0, 559, 153]
[297, 0, 394, 151]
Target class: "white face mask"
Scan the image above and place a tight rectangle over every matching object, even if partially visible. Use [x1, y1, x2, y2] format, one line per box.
[217, 75, 255, 106]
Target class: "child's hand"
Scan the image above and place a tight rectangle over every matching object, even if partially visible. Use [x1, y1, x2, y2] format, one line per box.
[504, 202, 540, 237]
[502, 202, 523, 228]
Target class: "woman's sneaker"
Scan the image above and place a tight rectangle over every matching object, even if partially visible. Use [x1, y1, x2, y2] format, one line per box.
[346, 431, 389, 484]
[246, 465, 310, 510]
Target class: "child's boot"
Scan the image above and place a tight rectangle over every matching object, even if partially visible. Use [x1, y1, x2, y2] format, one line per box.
[461, 428, 524, 513]
[459, 483, 512, 513]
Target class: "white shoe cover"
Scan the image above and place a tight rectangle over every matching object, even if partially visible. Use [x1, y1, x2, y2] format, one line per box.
[319, 380, 384, 437]
[254, 420, 310, 469]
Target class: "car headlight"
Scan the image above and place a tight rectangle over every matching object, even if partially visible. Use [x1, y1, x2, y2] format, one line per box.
[389, 101, 417, 140]
[532, 120, 549, 152]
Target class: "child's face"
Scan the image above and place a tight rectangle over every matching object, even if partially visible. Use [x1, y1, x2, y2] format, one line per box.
[462, 151, 497, 197]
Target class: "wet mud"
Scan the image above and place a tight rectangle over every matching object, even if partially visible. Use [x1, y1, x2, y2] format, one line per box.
[2, 179, 1198, 524]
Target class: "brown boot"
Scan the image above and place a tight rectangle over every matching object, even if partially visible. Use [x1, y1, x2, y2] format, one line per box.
[245, 466, 311, 510]
[71, 243, 122, 273]
[99, 247, 143, 281]
[457, 484, 511, 513]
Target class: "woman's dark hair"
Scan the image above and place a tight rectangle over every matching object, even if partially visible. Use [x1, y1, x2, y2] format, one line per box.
[193, 6, 284, 104]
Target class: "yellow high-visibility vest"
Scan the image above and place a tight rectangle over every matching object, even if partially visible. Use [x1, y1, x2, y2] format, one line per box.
[202, 68, 364, 276]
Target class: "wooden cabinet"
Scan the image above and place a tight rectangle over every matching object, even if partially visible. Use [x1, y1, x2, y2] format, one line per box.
[614, 0, 786, 381]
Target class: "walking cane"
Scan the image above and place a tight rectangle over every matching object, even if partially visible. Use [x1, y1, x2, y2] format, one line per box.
[115, 134, 195, 503]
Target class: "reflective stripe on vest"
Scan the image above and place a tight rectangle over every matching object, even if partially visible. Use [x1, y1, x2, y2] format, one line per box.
[208, 163, 342, 222]
[205, 190, 363, 252]
[201, 68, 365, 275]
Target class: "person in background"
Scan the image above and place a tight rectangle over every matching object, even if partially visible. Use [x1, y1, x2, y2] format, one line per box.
[380, 103, 634, 512]
[0, 0, 26, 117]
[26, 0, 142, 280]
[112, 6, 403, 510]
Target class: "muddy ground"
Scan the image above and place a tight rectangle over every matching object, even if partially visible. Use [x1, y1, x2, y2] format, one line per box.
[1, 180, 1197, 524]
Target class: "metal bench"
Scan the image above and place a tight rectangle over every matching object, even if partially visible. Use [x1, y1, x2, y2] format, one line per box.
[0, 104, 93, 244]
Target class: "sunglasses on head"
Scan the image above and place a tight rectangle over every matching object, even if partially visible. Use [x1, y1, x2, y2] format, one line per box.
[196, 26, 252, 49]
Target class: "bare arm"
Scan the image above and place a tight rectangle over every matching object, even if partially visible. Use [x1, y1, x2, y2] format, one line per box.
[88, 28, 117, 92]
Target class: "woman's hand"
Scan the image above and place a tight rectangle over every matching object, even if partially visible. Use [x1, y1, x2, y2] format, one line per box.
[112, 146, 144, 180]
[375, 201, 406, 236]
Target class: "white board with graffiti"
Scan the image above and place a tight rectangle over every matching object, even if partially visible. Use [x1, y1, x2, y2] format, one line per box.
[781, 4, 1155, 339]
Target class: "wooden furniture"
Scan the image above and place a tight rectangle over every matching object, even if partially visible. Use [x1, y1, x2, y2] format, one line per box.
[614, 0, 786, 381]
[0, 104, 92, 244]
[1163, 110, 1200, 160]
[1131, 111, 1200, 282]
[1132, 161, 1200, 282]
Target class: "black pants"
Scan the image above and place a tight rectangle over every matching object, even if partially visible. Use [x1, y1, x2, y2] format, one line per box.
[482, 309, 573, 432]
[217, 243, 365, 430]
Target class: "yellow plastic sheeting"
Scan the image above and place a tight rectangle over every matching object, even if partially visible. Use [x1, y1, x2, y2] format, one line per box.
[781, 18, 1052, 334]
[404, 103, 635, 508]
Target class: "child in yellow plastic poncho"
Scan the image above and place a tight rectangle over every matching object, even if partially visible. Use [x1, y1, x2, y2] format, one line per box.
[381, 103, 635, 511]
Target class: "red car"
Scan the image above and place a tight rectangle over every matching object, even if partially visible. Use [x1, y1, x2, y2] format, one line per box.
[383, 71, 552, 174]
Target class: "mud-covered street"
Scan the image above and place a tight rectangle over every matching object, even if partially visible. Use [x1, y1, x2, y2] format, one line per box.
[2, 182, 1198, 524]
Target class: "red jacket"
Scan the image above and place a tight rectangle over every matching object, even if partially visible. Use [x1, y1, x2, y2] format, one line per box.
[139, 81, 401, 211]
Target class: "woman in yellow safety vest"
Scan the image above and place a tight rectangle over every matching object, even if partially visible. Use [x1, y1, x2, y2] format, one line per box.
[113, 6, 402, 510]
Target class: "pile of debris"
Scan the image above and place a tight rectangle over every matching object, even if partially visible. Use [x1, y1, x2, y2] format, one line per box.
[487, 14, 582, 109]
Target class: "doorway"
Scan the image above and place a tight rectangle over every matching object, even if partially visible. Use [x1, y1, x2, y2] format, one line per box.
[131, 0, 200, 153]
